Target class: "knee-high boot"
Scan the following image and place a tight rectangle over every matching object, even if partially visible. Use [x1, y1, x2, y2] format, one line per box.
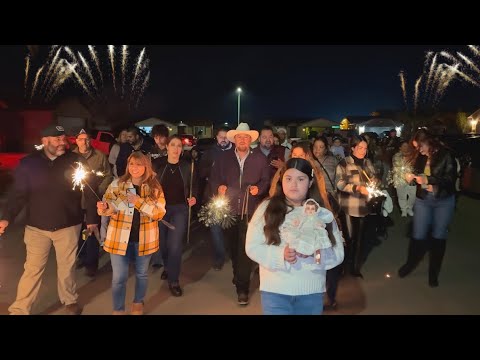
[398, 238, 429, 278]
[428, 239, 446, 287]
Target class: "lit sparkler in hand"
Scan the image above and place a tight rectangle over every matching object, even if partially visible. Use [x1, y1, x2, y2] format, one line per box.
[362, 170, 384, 199]
[198, 195, 236, 229]
[71, 162, 102, 200]
[388, 157, 414, 188]
[72, 162, 88, 191]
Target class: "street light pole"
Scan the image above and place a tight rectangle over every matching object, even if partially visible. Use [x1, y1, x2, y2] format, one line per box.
[236, 87, 242, 125]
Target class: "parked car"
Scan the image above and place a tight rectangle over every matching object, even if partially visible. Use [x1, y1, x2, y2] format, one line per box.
[179, 134, 197, 150]
[67, 130, 115, 155]
[195, 138, 216, 157]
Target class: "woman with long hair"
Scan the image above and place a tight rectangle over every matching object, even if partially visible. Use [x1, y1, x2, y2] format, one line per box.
[246, 158, 344, 315]
[398, 132, 457, 287]
[98, 151, 166, 315]
[336, 135, 378, 278]
[152, 135, 197, 297]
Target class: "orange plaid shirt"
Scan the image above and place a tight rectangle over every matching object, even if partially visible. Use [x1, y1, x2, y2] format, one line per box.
[99, 179, 166, 256]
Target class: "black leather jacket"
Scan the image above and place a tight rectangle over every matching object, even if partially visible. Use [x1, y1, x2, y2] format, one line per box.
[413, 148, 456, 199]
[152, 156, 198, 204]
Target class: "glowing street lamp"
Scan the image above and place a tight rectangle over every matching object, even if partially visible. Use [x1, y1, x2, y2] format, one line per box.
[236, 87, 242, 125]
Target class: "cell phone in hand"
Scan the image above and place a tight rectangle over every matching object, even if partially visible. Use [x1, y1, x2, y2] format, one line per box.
[126, 187, 136, 208]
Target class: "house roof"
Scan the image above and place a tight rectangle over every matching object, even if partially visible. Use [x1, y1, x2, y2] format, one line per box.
[300, 118, 338, 127]
[135, 117, 176, 128]
[468, 108, 480, 120]
[357, 118, 402, 127]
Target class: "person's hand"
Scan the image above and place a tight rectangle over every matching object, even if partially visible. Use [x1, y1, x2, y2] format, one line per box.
[414, 175, 425, 185]
[270, 159, 284, 169]
[249, 186, 259, 196]
[218, 185, 227, 195]
[97, 201, 108, 212]
[127, 192, 140, 205]
[405, 173, 415, 183]
[296, 253, 310, 258]
[284, 245, 297, 264]
[187, 197, 197, 207]
[358, 186, 369, 196]
[0, 220, 9, 235]
[86, 224, 100, 241]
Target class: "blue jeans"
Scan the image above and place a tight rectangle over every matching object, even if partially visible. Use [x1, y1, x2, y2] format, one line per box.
[413, 194, 455, 240]
[210, 224, 226, 266]
[160, 204, 188, 284]
[261, 291, 324, 315]
[110, 242, 152, 311]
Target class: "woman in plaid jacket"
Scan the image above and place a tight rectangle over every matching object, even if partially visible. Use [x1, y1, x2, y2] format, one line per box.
[336, 135, 377, 279]
[97, 152, 166, 315]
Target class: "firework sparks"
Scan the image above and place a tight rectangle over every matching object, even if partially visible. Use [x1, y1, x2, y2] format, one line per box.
[66, 61, 94, 99]
[78, 51, 98, 93]
[88, 45, 103, 85]
[122, 45, 128, 98]
[30, 66, 44, 102]
[24, 55, 30, 97]
[132, 47, 146, 93]
[135, 70, 150, 108]
[388, 157, 414, 188]
[457, 52, 480, 76]
[108, 45, 117, 94]
[64, 46, 78, 63]
[414, 75, 422, 114]
[41, 46, 63, 92]
[198, 195, 236, 229]
[468, 45, 480, 57]
[71, 162, 103, 201]
[72, 162, 88, 191]
[399, 70, 407, 109]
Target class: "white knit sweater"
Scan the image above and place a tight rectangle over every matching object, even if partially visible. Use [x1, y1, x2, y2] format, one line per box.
[245, 201, 345, 296]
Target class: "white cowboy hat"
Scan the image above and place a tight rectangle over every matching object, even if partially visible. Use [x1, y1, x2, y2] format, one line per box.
[226, 122, 259, 143]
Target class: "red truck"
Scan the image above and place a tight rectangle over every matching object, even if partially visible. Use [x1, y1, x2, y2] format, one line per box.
[66, 129, 115, 155]
[0, 107, 115, 171]
[0, 130, 114, 172]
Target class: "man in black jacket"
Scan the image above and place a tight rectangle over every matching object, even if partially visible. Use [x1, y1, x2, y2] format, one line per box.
[198, 127, 234, 270]
[0, 125, 98, 315]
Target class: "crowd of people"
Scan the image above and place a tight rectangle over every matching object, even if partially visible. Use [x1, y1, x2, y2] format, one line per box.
[0, 122, 458, 315]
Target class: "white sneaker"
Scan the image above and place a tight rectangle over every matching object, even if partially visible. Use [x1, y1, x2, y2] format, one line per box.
[401, 210, 407, 217]
[407, 209, 414, 216]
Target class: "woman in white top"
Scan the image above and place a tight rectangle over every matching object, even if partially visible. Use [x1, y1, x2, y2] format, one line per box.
[246, 158, 344, 315]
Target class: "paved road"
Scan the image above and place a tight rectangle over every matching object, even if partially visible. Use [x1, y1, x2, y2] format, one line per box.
[1, 195, 479, 315]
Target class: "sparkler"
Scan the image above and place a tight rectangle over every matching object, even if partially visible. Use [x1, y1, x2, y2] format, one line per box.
[71, 162, 102, 201]
[362, 170, 384, 199]
[198, 195, 236, 229]
[388, 157, 414, 188]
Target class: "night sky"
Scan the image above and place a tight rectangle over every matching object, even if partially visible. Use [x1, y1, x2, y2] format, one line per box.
[1, 45, 479, 129]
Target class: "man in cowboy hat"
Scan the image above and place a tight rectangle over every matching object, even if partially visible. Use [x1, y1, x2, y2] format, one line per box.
[210, 123, 270, 306]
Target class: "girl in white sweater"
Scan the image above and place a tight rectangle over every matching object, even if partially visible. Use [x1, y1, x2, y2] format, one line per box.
[246, 158, 344, 315]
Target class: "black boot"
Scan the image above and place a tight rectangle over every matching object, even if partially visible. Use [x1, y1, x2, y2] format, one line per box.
[398, 238, 428, 278]
[428, 239, 446, 287]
